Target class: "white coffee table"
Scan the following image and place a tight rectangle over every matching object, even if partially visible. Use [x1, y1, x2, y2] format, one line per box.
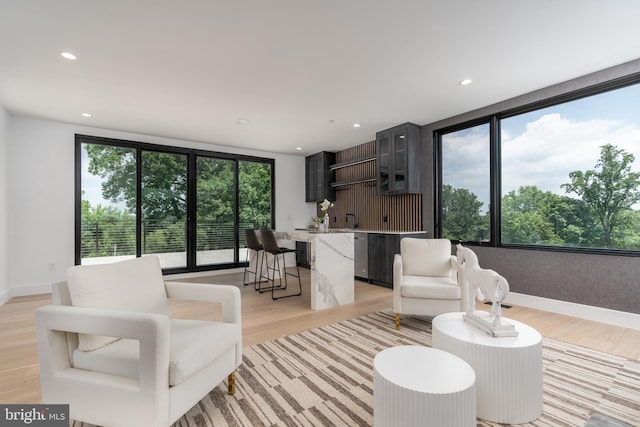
[373, 345, 476, 427]
[432, 312, 543, 424]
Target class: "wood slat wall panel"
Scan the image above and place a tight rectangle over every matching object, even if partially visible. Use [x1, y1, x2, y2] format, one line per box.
[317, 141, 423, 231]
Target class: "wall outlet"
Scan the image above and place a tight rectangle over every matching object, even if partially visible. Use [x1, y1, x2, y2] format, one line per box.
[383, 214, 388, 223]
[48, 262, 57, 272]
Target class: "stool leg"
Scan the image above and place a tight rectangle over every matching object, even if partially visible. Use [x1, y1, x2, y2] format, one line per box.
[243, 248, 257, 286]
[395, 313, 400, 330]
[272, 252, 302, 300]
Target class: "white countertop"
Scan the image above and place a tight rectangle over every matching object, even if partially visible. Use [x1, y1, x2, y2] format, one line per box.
[294, 228, 426, 235]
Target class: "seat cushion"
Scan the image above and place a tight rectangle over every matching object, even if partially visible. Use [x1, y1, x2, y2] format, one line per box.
[72, 319, 240, 386]
[66, 256, 169, 351]
[401, 275, 461, 300]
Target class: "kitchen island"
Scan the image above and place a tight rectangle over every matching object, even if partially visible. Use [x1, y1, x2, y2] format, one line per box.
[275, 230, 354, 310]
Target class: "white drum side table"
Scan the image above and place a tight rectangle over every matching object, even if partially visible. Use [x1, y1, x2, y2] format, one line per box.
[373, 345, 476, 427]
[432, 312, 543, 424]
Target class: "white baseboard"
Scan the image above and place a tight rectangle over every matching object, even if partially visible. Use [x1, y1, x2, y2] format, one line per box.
[11, 282, 54, 298]
[504, 292, 640, 331]
[0, 288, 10, 305]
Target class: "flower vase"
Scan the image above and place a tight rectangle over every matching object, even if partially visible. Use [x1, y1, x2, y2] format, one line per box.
[323, 213, 330, 232]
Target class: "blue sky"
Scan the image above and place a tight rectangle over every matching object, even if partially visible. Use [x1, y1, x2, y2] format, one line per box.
[443, 82, 640, 212]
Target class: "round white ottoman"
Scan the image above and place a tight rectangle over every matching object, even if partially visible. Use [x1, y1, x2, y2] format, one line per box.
[432, 312, 543, 424]
[373, 345, 476, 427]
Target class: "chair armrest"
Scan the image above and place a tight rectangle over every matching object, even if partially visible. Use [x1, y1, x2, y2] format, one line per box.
[164, 281, 241, 325]
[392, 254, 403, 311]
[450, 255, 460, 280]
[449, 255, 469, 312]
[35, 305, 170, 391]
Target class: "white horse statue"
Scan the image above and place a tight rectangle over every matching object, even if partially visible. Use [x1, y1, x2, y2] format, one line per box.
[456, 244, 517, 337]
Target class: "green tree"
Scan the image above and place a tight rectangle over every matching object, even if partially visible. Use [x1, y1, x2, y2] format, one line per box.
[502, 186, 563, 245]
[561, 144, 640, 248]
[441, 185, 488, 241]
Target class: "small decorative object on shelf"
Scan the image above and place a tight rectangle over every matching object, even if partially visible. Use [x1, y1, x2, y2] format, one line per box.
[319, 199, 334, 233]
[312, 217, 323, 232]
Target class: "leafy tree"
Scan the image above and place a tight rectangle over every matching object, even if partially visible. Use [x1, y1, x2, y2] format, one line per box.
[85, 145, 137, 214]
[81, 200, 135, 257]
[561, 144, 640, 248]
[239, 161, 272, 228]
[441, 185, 488, 241]
[501, 186, 563, 245]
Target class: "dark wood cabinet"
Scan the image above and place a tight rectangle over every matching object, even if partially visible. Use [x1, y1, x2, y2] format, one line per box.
[367, 232, 426, 288]
[296, 241, 310, 269]
[376, 123, 422, 195]
[305, 151, 336, 202]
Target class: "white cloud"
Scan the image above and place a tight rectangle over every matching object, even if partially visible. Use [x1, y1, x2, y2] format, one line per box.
[502, 113, 640, 198]
[444, 112, 640, 207]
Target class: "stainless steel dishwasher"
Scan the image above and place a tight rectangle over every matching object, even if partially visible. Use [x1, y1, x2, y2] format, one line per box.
[354, 232, 368, 280]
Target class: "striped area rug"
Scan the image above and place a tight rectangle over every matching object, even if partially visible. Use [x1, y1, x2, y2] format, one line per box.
[77, 310, 640, 427]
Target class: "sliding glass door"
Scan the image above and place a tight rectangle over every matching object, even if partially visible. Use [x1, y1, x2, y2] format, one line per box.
[76, 134, 275, 272]
[196, 157, 235, 266]
[141, 151, 188, 268]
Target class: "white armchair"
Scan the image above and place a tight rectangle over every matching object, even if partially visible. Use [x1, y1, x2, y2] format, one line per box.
[35, 256, 242, 427]
[393, 238, 467, 329]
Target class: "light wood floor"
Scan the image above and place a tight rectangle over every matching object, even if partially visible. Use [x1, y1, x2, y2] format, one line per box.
[1, 268, 639, 405]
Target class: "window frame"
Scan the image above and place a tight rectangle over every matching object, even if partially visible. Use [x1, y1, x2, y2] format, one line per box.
[75, 134, 276, 273]
[434, 73, 640, 257]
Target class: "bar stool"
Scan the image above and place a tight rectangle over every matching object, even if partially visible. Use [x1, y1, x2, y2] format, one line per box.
[259, 229, 302, 300]
[243, 229, 264, 290]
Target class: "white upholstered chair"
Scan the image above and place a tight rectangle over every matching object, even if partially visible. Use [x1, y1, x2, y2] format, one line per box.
[393, 238, 467, 329]
[35, 256, 242, 427]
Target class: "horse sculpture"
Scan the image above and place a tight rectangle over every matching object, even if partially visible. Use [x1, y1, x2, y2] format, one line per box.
[456, 244, 517, 337]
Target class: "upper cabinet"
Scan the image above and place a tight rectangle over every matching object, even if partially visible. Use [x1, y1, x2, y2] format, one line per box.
[376, 122, 422, 195]
[305, 151, 336, 202]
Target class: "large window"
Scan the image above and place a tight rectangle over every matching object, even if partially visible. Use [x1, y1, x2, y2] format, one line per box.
[76, 135, 275, 272]
[437, 79, 640, 253]
[440, 123, 491, 242]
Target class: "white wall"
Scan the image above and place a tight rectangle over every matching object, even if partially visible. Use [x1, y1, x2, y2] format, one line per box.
[0, 107, 9, 303]
[7, 115, 314, 296]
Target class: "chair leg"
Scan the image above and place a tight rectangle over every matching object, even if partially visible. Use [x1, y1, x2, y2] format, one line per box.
[228, 371, 235, 395]
[395, 313, 400, 330]
[272, 254, 302, 300]
[258, 252, 286, 293]
[242, 248, 255, 286]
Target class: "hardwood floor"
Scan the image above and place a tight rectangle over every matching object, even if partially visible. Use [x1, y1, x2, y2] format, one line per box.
[1, 267, 639, 405]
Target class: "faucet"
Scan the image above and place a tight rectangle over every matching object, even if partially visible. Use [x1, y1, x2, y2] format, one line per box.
[345, 213, 359, 229]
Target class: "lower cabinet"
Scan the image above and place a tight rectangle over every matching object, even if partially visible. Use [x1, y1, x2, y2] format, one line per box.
[296, 241, 310, 269]
[368, 233, 425, 288]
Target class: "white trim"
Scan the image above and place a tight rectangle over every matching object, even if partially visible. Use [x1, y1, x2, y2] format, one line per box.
[504, 292, 640, 331]
[0, 288, 10, 305]
[10, 282, 53, 298]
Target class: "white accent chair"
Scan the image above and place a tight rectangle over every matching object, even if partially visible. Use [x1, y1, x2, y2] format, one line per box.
[35, 256, 242, 427]
[393, 238, 467, 329]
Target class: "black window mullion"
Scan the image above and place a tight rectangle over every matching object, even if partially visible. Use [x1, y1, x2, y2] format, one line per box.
[136, 146, 142, 258]
[489, 116, 500, 247]
[187, 153, 197, 270]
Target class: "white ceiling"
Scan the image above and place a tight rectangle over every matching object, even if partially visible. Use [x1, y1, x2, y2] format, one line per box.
[1, 1, 640, 156]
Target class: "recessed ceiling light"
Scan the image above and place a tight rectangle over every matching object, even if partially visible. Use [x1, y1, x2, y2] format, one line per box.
[353, 123, 361, 128]
[296, 147, 302, 151]
[61, 51, 77, 60]
[81, 113, 92, 117]
[459, 79, 472, 86]
[236, 118, 250, 125]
